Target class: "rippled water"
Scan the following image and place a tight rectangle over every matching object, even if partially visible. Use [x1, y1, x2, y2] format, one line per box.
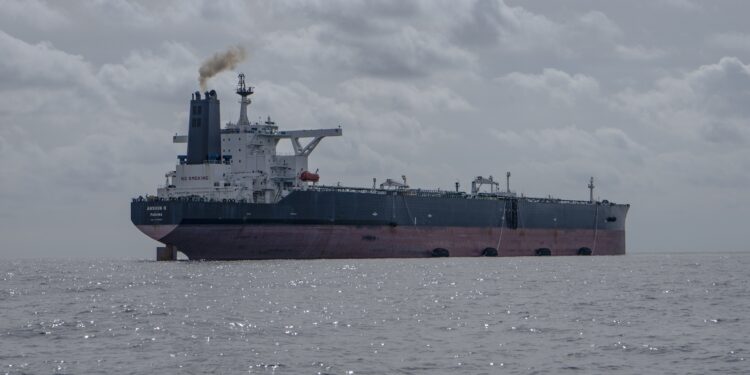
[1, 253, 748, 374]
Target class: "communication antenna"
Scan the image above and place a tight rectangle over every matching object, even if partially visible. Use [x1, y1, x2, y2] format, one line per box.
[588, 177, 595, 203]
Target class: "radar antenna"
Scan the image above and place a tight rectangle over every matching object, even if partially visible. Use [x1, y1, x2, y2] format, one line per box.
[236, 73, 254, 126]
[236, 73, 253, 97]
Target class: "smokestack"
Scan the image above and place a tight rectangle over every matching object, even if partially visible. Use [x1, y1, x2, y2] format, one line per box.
[187, 90, 221, 164]
[198, 46, 247, 91]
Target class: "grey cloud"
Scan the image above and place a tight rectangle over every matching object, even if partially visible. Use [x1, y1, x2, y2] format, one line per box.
[2, 0, 750, 257]
[577, 11, 623, 40]
[283, 0, 421, 35]
[657, 0, 700, 11]
[339, 78, 473, 112]
[708, 33, 750, 51]
[452, 2, 623, 59]
[613, 57, 750, 123]
[489, 126, 647, 168]
[0, 28, 173, 207]
[336, 26, 476, 78]
[98, 42, 199, 95]
[615, 45, 668, 61]
[0, 0, 69, 30]
[701, 121, 748, 145]
[264, 22, 476, 79]
[452, 0, 564, 50]
[497, 69, 600, 106]
[0, 30, 105, 96]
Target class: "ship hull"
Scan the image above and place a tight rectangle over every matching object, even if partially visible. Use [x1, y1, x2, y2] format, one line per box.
[139, 223, 625, 260]
[132, 189, 628, 260]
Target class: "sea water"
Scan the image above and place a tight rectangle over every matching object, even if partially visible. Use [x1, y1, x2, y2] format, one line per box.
[1, 253, 748, 374]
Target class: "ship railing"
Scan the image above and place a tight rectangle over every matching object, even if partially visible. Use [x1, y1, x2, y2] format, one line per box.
[132, 195, 252, 203]
[306, 185, 469, 198]
[306, 185, 390, 195]
[521, 197, 616, 205]
[131, 190, 615, 206]
[303, 185, 613, 205]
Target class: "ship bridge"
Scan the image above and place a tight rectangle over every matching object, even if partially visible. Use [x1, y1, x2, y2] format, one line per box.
[159, 73, 341, 203]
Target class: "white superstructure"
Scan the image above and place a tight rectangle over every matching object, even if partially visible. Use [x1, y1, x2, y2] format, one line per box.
[157, 74, 341, 203]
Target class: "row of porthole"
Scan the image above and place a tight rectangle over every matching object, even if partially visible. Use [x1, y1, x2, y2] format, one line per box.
[430, 247, 593, 257]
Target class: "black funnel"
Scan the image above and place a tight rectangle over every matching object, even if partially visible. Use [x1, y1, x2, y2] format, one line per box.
[186, 90, 221, 164]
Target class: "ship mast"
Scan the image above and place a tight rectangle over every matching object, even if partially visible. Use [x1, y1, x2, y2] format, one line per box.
[236, 73, 253, 126]
[588, 177, 595, 203]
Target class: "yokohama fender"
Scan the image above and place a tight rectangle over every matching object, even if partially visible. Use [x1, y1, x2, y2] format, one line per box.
[431, 248, 450, 257]
[535, 248, 552, 256]
[578, 247, 592, 256]
[481, 247, 498, 257]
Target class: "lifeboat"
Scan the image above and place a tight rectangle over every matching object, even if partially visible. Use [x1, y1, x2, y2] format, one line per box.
[300, 170, 320, 182]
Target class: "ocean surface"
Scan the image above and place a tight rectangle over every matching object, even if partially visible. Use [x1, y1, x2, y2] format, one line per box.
[1, 253, 748, 374]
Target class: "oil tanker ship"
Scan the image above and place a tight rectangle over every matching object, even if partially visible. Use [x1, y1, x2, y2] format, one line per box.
[131, 74, 629, 260]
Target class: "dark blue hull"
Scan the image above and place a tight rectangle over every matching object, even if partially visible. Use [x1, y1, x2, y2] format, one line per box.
[131, 189, 628, 259]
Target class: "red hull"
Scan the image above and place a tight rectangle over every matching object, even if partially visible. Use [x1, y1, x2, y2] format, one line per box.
[143, 224, 626, 260]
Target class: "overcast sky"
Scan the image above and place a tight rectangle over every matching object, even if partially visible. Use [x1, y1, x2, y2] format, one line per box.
[1, 0, 749, 258]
